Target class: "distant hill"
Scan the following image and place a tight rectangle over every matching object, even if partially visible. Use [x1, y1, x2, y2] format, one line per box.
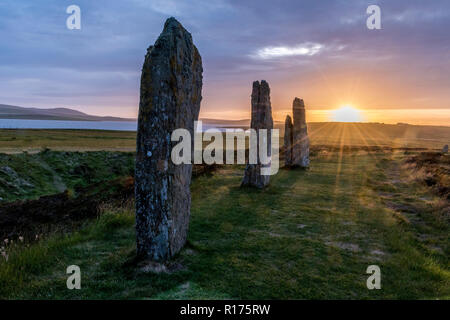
[0, 104, 135, 121]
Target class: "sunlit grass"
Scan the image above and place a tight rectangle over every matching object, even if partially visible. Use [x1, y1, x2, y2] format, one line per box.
[0, 153, 448, 299]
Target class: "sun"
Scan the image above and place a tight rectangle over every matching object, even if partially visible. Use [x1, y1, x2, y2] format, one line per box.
[330, 105, 363, 122]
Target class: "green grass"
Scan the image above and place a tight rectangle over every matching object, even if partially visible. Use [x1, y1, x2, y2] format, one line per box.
[0, 150, 134, 202]
[1, 152, 448, 299]
[0, 129, 136, 153]
[2, 123, 449, 153]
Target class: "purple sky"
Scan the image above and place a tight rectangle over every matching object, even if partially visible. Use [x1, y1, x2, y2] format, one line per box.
[0, 0, 449, 122]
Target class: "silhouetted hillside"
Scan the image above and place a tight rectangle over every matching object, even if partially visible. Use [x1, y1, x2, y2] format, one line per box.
[0, 104, 135, 121]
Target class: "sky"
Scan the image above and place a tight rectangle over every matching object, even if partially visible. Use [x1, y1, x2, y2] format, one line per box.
[0, 0, 449, 124]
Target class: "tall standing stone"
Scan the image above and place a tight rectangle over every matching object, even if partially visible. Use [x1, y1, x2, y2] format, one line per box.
[292, 97, 310, 168]
[443, 145, 448, 153]
[135, 18, 202, 261]
[284, 115, 293, 167]
[241, 80, 273, 188]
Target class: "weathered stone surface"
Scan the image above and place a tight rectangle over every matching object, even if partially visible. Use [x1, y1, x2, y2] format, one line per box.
[241, 80, 273, 188]
[292, 97, 309, 168]
[284, 115, 293, 167]
[135, 17, 202, 261]
[443, 145, 448, 153]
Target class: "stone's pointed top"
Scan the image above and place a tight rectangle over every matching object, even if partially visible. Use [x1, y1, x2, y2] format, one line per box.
[293, 97, 305, 108]
[164, 17, 183, 30]
[252, 80, 270, 96]
[285, 114, 292, 124]
[160, 17, 192, 40]
[166, 16, 179, 23]
[145, 16, 201, 71]
[253, 80, 269, 87]
[260, 80, 269, 90]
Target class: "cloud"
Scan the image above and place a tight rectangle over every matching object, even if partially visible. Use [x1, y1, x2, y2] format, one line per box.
[250, 42, 347, 61]
[252, 43, 323, 60]
[391, 9, 450, 23]
[0, 0, 449, 116]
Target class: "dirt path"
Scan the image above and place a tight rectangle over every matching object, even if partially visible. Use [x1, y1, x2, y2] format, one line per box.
[378, 155, 448, 254]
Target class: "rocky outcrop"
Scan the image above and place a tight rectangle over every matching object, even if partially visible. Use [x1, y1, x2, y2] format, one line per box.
[284, 115, 293, 167]
[241, 80, 273, 188]
[292, 98, 309, 168]
[135, 17, 202, 261]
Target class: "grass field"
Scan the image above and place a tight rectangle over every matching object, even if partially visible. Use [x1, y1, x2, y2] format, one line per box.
[1, 122, 449, 153]
[1, 151, 448, 299]
[0, 150, 134, 202]
[0, 129, 136, 153]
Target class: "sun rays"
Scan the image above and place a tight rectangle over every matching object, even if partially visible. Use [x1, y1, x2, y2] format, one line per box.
[330, 106, 364, 123]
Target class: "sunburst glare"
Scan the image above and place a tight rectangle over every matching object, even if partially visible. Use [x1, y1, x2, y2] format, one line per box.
[330, 106, 364, 122]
